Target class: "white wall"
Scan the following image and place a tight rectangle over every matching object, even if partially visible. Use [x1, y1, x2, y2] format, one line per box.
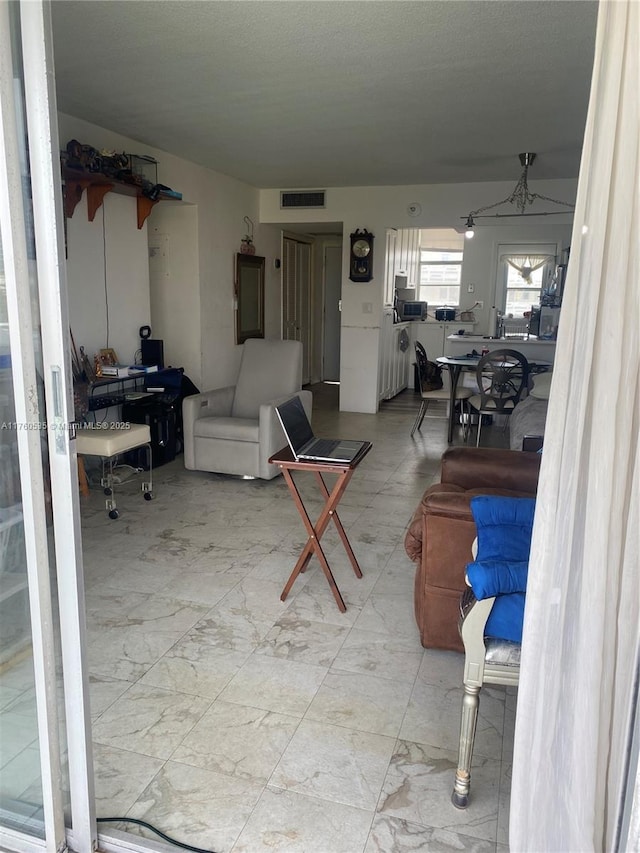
[65, 190, 151, 368]
[148, 205, 200, 381]
[260, 180, 577, 412]
[59, 113, 282, 391]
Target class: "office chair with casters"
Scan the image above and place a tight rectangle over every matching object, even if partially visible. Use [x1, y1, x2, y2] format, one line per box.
[468, 349, 529, 446]
[411, 341, 473, 438]
[452, 495, 534, 809]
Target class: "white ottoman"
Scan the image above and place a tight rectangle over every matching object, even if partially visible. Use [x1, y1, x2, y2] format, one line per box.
[76, 423, 153, 519]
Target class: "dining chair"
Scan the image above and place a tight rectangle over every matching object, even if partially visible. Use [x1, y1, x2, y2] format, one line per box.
[411, 342, 473, 438]
[452, 494, 535, 809]
[468, 349, 529, 446]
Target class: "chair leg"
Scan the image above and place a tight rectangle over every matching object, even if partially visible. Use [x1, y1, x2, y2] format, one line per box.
[452, 683, 481, 809]
[461, 400, 469, 444]
[411, 401, 427, 437]
[100, 456, 119, 518]
[475, 415, 483, 447]
[142, 443, 153, 501]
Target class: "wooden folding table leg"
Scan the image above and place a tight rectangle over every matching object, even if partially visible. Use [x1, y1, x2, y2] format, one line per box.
[279, 467, 347, 612]
[314, 470, 362, 578]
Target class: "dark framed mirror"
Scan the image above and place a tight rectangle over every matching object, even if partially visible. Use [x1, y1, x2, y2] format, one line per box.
[235, 253, 265, 344]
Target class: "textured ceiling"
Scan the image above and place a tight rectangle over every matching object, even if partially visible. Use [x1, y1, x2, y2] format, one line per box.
[51, 0, 598, 189]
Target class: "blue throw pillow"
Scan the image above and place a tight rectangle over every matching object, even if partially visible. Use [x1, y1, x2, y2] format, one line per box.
[466, 560, 529, 598]
[466, 496, 536, 643]
[470, 495, 535, 563]
[486, 593, 527, 643]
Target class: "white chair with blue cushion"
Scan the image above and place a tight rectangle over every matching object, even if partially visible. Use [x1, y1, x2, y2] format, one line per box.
[452, 495, 535, 809]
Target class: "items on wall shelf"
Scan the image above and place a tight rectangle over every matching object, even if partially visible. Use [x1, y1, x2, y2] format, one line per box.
[60, 139, 182, 229]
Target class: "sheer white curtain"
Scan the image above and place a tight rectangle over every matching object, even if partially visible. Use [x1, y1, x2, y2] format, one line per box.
[510, 2, 640, 851]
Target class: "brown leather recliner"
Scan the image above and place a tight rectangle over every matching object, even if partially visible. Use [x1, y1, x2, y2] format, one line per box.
[404, 446, 540, 652]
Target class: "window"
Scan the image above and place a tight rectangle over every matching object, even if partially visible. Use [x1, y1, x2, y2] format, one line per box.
[417, 249, 463, 306]
[495, 243, 558, 318]
[504, 261, 546, 316]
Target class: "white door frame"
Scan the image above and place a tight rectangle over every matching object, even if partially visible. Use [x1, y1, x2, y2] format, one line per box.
[0, 2, 95, 851]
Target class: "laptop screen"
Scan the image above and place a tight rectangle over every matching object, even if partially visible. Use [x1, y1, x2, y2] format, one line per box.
[277, 397, 313, 454]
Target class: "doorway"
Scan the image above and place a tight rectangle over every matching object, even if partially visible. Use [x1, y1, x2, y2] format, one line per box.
[322, 243, 342, 382]
[282, 230, 344, 385]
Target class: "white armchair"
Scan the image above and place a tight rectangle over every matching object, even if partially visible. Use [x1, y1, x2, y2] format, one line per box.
[183, 338, 312, 480]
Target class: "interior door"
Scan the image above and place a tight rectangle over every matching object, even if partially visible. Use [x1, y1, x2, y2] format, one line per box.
[322, 245, 342, 381]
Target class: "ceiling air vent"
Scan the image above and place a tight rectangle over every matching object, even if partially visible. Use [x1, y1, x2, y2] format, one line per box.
[280, 190, 326, 209]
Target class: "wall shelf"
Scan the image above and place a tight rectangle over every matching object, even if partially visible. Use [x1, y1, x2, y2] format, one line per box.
[62, 166, 179, 229]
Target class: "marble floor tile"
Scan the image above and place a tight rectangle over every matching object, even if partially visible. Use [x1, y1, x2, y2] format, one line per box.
[331, 628, 424, 684]
[378, 739, 500, 843]
[364, 815, 497, 853]
[172, 699, 299, 784]
[400, 681, 505, 759]
[270, 718, 396, 810]
[370, 558, 416, 598]
[304, 553, 383, 607]
[183, 608, 275, 656]
[282, 581, 363, 628]
[497, 761, 512, 846]
[89, 674, 134, 721]
[138, 639, 249, 699]
[92, 682, 210, 760]
[247, 549, 313, 587]
[217, 576, 296, 623]
[255, 614, 350, 667]
[305, 670, 413, 738]
[231, 786, 374, 853]
[89, 592, 208, 634]
[88, 557, 183, 596]
[352, 593, 417, 638]
[155, 569, 241, 607]
[86, 620, 197, 683]
[125, 759, 263, 853]
[219, 655, 327, 717]
[416, 648, 465, 690]
[92, 743, 164, 816]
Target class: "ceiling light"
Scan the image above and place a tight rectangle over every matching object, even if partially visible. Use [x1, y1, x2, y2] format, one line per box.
[464, 216, 475, 239]
[461, 153, 575, 231]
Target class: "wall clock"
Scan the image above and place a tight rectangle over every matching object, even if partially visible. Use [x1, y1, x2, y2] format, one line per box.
[349, 229, 374, 282]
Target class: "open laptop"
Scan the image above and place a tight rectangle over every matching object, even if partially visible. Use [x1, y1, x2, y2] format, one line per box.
[275, 396, 366, 463]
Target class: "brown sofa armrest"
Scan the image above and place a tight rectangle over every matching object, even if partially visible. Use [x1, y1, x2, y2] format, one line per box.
[440, 446, 541, 493]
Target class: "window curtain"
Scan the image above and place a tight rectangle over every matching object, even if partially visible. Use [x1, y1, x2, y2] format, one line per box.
[504, 254, 554, 283]
[510, 2, 640, 851]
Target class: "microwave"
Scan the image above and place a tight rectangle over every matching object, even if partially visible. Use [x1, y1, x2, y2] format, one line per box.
[399, 300, 428, 321]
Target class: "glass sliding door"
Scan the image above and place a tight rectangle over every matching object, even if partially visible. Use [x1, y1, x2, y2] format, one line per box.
[0, 1, 94, 851]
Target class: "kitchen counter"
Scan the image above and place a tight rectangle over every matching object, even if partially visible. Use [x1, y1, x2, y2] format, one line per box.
[445, 334, 556, 363]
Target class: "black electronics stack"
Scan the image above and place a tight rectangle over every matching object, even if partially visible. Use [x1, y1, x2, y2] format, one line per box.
[122, 393, 179, 468]
[123, 363, 195, 469]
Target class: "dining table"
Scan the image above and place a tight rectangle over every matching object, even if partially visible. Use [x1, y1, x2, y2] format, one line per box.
[436, 354, 553, 444]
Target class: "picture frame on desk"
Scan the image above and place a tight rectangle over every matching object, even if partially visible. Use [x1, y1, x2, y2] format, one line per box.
[99, 348, 118, 366]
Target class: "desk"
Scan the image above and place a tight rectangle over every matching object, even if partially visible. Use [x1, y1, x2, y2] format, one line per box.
[437, 355, 553, 444]
[269, 443, 372, 612]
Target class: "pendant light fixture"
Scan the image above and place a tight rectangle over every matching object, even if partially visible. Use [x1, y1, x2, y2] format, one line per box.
[462, 153, 575, 239]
